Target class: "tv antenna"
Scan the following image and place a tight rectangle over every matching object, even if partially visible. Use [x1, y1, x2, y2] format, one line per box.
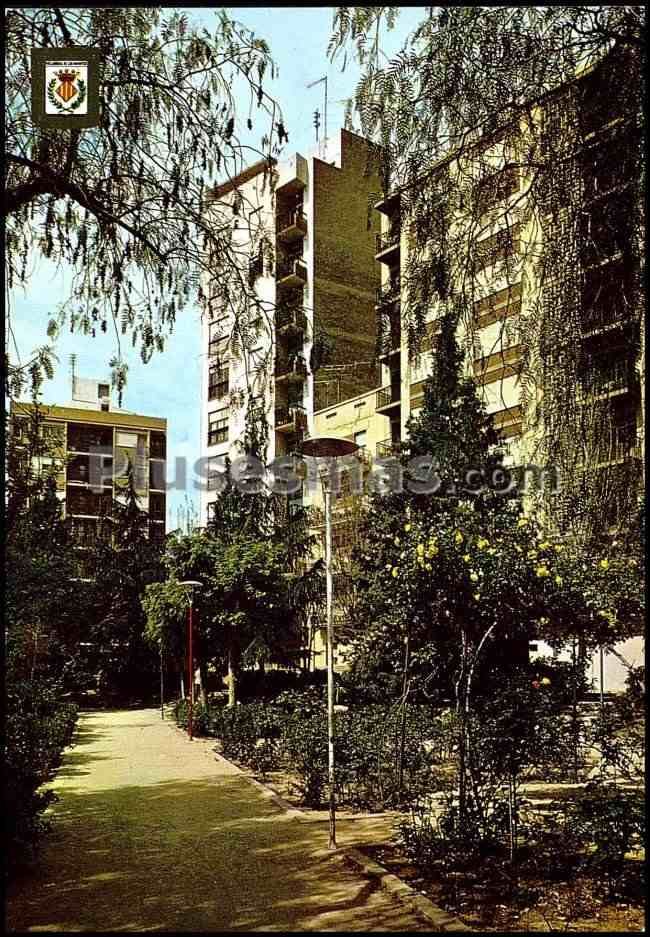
[307, 75, 328, 158]
[69, 353, 77, 397]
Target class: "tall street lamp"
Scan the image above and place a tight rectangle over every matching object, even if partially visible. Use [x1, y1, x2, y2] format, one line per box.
[300, 435, 359, 849]
[179, 580, 203, 741]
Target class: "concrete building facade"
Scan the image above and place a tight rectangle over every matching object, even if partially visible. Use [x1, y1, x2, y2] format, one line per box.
[199, 129, 380, 525]
[11, 378, 168, 552]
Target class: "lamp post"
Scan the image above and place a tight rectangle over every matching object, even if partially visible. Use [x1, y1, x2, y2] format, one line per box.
[179, 580, 203, 740]
[300, 435, 359, 849]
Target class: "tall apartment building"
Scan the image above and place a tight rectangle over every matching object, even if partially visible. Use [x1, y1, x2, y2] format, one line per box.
[313, 47, 643, 689]
[199, 129, 381, 525]
[10, 377, 168, 554]
[372, 47, 644, 508]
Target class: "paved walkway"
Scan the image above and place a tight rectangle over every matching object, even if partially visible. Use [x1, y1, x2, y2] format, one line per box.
[6, 709, 429, 932]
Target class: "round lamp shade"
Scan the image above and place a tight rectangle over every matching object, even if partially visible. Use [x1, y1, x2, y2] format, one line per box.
[300, 436, 359, 459]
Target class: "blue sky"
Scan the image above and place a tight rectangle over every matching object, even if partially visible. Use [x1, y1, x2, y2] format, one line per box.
[9, 7, 426, 527]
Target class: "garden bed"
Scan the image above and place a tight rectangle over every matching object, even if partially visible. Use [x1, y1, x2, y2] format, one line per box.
[360, 842, 645, 932]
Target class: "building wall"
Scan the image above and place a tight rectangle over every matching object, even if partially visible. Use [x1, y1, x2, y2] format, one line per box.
[10, 400, 167, 543]
[200, 130, 382, 526]
[312, 130, 381, 409]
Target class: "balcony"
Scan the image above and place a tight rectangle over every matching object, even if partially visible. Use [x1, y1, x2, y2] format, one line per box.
[376, 438, 401, 459]
[593, 422, 642, 466]
[275, 354, 308, 384]
[276, 257, 307, 289]
[374, 190, 400, 217]
[580, 302, 639, 338]
[67, 425, 113, 453]
[376, 385, 401, 414]
[375, 278, 401, 308]
[275, 404, 307, 434]
[578, 359, 639, 400]
[276, 305, 307, 335]
[277, 209, 307, 243]
[375, 226, 401, 264]
[377, 309, 401, 358]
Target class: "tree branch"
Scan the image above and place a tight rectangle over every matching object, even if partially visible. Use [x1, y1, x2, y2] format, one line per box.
[5, 153, 167, 261]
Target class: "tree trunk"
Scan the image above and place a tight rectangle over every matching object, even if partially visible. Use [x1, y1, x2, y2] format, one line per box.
[397, 631, 411, 799]
[227, 644, 238, 707]
[198, 661, 208, 706]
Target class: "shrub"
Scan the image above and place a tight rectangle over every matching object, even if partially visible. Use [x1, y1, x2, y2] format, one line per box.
[398, 798, 483, 873]
[565, 782, 645, 881]
[5, 679, 78, 873]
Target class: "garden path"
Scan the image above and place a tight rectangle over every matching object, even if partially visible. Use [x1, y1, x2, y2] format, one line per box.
[6, 708, 429, 932]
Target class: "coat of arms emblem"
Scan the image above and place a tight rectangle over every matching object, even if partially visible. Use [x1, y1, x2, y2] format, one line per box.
[31, 47, 100, 129]
[45, 62, 88, 114]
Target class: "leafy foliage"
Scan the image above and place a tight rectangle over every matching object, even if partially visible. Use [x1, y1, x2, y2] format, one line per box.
[5, 8, 285, 394]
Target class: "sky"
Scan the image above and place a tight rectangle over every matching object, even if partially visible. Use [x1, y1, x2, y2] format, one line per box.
[8, 6, 427, 528]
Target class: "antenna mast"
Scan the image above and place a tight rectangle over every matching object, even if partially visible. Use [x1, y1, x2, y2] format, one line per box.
[69, 353, 77, 397]
[307, 75, 328, 159]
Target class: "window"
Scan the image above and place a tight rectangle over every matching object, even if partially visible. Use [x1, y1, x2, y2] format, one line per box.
[208, 365, 229, 400]
[149, 491, 166, 522]
[354, 430, 367, 451]
[150, 431, 166, 459]
[206, 456, 225, 490]
[208, 411, 229, 446]
[475, 164, 519, 214]
[98, 383, 110, 398]
[116, 431, 138, 448]
[149, 459, 166, 490]
[473, 283, 522, 328]
[474, 224, 521, 272]
[208, 321, 229, 361]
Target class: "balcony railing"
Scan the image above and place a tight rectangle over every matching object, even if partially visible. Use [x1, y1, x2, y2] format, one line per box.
[376, 438, 401, 459]
[375, 278, 401, 307]
[275, 404, 307, 432]
[275, 305, 307, 333]
[376, 310, 401, 356]
[277, 209, 307, 242]
[276, 257, 307, 286]
[580, 304, 639, 335]
[376, 385, 401, 411]
[275, 354, 308, 381]
[375, 226, 401, 258]
[578, 359, 638, 398]
[594, 422, 642, 464]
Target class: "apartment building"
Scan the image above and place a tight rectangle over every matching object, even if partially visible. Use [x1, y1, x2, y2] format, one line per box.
[372, 47, 644, 504]
[354, 47, 644, 691]
[199, 129, 381, 525]
[10, 378, 168, 553]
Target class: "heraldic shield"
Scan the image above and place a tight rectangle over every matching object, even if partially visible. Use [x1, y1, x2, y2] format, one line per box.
[31, 46, 101, 129]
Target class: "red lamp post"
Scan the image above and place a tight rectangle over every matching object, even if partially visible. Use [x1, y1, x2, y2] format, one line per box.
[179, 580, 202, 741]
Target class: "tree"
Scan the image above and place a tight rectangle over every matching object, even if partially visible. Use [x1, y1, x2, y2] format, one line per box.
[349, 314, 644, 832]
[5, 8, 286, 396]
[142, 579, 192, 698]
[86, 461, 165, 700]
[6, 398, 88, 686]
[330, 6, 644, 546]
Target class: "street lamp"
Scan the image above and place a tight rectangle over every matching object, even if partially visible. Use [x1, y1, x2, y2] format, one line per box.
[179, 580, 203, 741]
[300, 435, 359, 849]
